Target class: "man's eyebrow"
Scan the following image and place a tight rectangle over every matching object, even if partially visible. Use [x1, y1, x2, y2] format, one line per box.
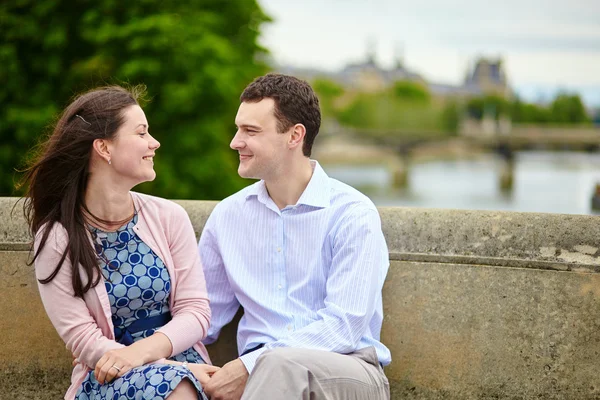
[237, 123, 261, 130]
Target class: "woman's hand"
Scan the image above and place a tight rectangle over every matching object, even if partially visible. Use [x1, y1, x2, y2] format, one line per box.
[187, 363, 221, 387]
[94, 346, 146, 384]
[95, 331, 173, 384]
[161, 360, 220, 387]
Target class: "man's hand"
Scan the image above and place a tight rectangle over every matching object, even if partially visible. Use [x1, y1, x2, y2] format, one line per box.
[203, 358, 249, 400]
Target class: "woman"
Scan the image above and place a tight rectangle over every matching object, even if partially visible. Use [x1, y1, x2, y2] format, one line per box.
[21, 85, 218, 399]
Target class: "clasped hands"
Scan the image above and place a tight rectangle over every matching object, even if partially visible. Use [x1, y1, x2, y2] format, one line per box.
[75, 347, 248, 400]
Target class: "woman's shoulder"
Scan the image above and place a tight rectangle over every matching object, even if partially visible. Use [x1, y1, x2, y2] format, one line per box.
[132, 191, 183, 212]
[34, 220, 69, 250]
[33, 221, 71, 278]
[131, 191, 188, 224]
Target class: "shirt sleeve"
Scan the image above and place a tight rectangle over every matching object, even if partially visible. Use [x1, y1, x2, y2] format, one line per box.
[34, 224, 125, 369]
[199, 210, 241, 345]
[239, 206, 389, 373]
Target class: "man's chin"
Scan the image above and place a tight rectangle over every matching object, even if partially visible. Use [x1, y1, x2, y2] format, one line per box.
[238, 167, 260, 180]
[237, 167, 253, 179]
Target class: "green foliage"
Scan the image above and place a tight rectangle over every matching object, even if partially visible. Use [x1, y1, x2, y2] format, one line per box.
[1, 0, 270, 199]
[441, 100, 461, 133]
[313, 78, 344, 99]
[466, 95, 510, 120]
[511, 98, 551, 123]
[392, 81, 430, 103]
[336, 85, 447, 135]
[312, 78, 344, 118]
[467, 93, 590, 125]
[549, 93, 590, 124]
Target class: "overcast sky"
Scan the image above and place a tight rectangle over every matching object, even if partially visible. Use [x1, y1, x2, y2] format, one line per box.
[258, 0, 600, 105]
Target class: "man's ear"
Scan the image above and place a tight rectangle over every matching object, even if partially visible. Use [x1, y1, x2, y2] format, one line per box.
[289, 124, 306, 150]
[92, 138, 111, 164]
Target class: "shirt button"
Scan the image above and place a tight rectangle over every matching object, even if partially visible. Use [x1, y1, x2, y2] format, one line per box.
[277, 284, 282, 290]
[287, 325, 292, 331]
[276, 247, 282, 252]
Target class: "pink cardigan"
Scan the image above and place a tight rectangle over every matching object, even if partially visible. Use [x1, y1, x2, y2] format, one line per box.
[35, 192, 211, 400]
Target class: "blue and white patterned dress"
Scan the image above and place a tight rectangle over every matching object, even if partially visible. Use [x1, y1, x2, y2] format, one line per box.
[75, 213, 207, 400]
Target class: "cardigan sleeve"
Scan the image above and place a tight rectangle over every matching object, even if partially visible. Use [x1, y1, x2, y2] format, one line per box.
[155, 204, 211, 357]
[34, 223, 124, 368]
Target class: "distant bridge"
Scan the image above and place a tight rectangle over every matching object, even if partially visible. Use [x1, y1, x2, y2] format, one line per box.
[330, 126, 600, 150]
[315, 125, 600, 190]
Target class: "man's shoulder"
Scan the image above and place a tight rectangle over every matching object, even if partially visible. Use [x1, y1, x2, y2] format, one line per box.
[327, 177, 378, 213]
[210, 181, 261, 216]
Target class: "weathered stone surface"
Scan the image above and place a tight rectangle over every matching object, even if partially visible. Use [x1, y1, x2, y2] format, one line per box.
[1, 197, 599, 399]
[0, 197, 29, 250]
[379, 207, 600, 272]
[382, 261, 600, 399]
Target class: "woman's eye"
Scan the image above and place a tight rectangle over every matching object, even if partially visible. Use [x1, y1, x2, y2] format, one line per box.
[138, 132, 147, 136]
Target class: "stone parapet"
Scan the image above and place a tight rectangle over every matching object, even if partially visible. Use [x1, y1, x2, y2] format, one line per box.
[1, 197, 598, 399]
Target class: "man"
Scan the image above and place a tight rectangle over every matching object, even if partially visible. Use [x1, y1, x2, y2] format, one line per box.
[198, 73, 391, 399]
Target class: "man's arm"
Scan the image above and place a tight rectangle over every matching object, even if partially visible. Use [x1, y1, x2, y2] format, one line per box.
[239, 205, 389, 372]
[199, 212, 241, 345]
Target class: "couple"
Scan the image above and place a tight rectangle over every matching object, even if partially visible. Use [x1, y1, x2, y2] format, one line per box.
[24, 74, 391, 400]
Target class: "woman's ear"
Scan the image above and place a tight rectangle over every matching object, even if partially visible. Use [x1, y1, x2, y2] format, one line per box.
[92, 139, 112, 164]
[289, 123, 306, 150]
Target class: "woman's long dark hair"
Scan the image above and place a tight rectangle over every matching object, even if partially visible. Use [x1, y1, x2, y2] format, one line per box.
[21, 85, 146, 298]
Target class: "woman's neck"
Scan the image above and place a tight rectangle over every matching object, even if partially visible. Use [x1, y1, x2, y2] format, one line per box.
[84, 180, 135, 231]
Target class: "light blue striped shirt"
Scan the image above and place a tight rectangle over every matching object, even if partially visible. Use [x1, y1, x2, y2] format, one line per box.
[199, 161, 391, 372]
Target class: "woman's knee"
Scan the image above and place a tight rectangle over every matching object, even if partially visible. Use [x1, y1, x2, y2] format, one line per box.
[168, 378, 197, 399]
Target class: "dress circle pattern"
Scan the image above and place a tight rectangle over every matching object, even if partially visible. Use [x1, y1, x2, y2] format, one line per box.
[75, 213, 207, 400]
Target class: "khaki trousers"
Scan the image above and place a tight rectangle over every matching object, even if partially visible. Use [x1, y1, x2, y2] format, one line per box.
[241, 347, 390, 400]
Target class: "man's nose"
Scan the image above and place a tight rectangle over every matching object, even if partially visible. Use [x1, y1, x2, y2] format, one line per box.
[230, 131, 243, 150]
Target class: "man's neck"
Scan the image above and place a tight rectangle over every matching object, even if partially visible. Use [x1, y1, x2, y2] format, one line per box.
[265, 158, 314, 210]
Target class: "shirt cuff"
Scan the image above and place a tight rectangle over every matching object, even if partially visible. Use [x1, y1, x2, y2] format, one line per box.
[239, 347, 268, 374]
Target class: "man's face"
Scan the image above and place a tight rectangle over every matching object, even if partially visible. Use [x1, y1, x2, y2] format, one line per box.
[231, 98, 290, 180]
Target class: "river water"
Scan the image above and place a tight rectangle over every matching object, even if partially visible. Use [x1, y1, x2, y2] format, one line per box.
[322, 151, 600, 215]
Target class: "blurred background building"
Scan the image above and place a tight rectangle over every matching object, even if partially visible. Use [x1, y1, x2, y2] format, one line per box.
[2, 0, 599, 214]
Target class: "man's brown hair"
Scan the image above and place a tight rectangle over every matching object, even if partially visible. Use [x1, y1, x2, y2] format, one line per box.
[240, 73, 321, 157]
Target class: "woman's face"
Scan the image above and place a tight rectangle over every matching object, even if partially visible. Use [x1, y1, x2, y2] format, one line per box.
[107, 105, 160, 186]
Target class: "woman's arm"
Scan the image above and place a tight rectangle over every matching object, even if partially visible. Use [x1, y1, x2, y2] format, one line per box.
[93, 332, 173, 383]
[34, 224, 125, 369]
[155, 204, 211, 357]
[37, 224, 177, 383]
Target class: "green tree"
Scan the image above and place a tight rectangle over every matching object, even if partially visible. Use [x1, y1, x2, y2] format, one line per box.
[441, 100, 460, 134]
[466, 95, 509, 120]
[549, 93, 589, 124]
[510, 98, 550, 123]
[312, 78, 344, 119]
[510, 94, 589, 124]
[392, 81, 430, 103]
[336, 89, 447, 135]
[1, 0, 270, 199]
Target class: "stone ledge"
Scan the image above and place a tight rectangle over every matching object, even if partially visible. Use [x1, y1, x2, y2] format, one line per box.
[3, 197, 600, 269]
[2, 197, 599, 399]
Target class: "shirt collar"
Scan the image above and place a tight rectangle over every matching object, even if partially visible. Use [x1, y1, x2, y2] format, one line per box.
[245, 160, 331, 209]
